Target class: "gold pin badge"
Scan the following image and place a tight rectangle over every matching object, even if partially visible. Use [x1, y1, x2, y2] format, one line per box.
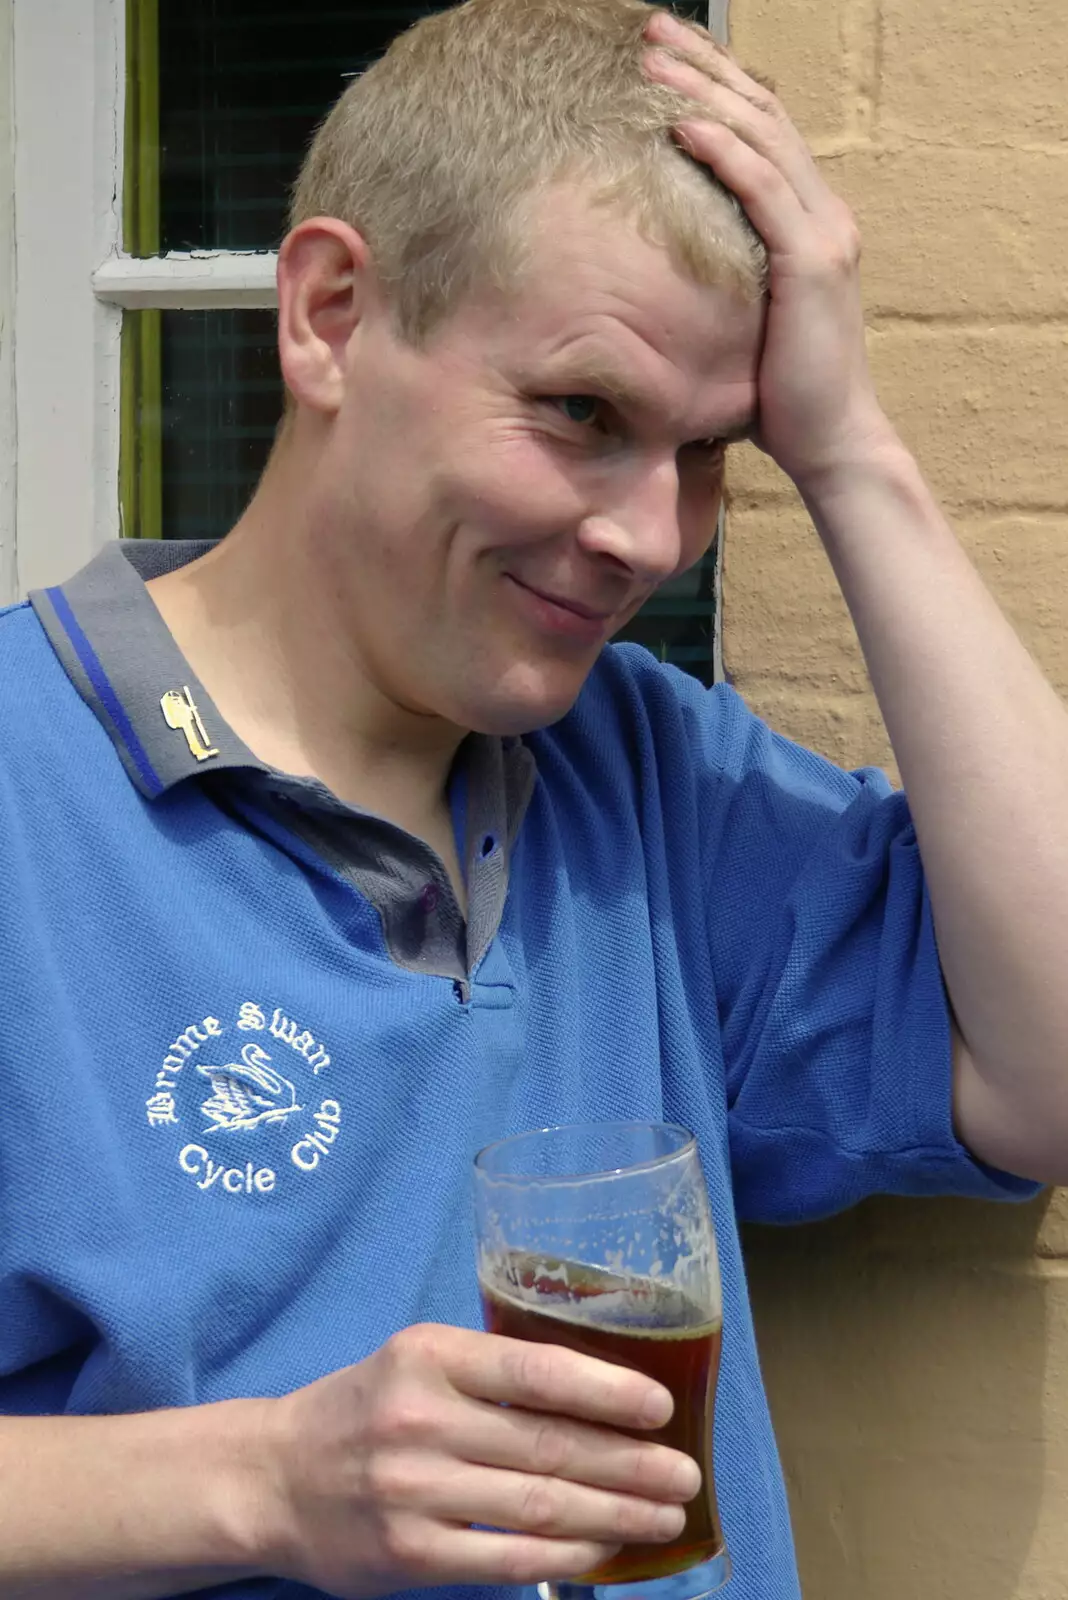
[161, 686, 220, 763]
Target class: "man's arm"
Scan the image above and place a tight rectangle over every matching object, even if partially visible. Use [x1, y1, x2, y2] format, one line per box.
[644, 13, 1068, 1183]
[0, 1406, 268, 1599]
[797, 440, 1068, 1184]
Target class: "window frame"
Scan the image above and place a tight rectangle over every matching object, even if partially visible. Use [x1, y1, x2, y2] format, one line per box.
[10, 0, 727, 681]
[0, 0, 15, 608]
[11, 0, 280, 595]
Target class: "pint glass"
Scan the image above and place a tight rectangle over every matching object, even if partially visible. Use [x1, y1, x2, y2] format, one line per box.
[473, 1122, 730, 1600]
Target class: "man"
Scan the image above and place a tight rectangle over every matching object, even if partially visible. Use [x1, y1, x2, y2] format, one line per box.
[0, 0, 1065, 1596]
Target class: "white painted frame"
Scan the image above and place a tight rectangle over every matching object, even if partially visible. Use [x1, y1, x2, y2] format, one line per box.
[0, 0, 16, 608]
[10, 0, 727, 639]
[11, 0, 280, 597]
[92, 252, 278, 311]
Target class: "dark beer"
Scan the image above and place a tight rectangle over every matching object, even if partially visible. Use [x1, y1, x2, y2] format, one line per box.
[481, 1252, 724, 1586]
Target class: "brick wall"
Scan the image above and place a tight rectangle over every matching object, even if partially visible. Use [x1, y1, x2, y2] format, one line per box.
[725, 1, 1068, 1594]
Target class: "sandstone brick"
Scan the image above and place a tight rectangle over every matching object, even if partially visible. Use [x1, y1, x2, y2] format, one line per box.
[1036, 1188, 1068, 1258]
[730, 331, 1068, 513]
[823, 146, 1068, 320]
[863, 1192, 1051, 1263]
[880, 0, 1068, 144]
[725, 440, 798, 505]
[718, 3, 1068, 1595]
[746, 1192, 1053, 1266]
[722, 500, 871, 680]
[725, 678, 895, 775]
[748, 1250, 1053, 1449]
[722, 507, 1068, 774]
[721, 502, 891, 772]
[725, 509, 1068, 708]
[869, 326, 1068, 510]
[728, 0, 854, 142]
[746, 1244, 1058, 1596]
[847, 1452, 1056, 1600]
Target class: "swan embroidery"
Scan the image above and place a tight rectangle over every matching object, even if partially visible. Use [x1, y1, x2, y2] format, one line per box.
[197, 1042, 303, 1132]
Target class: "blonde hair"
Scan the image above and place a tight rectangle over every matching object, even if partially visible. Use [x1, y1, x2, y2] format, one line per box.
[288, 0, 768, 345]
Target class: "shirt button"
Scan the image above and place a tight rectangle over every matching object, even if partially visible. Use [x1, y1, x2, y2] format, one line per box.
[420, 883, 440, 912]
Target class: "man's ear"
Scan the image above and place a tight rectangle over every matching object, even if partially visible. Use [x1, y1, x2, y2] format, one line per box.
[276, 218, 375, 416]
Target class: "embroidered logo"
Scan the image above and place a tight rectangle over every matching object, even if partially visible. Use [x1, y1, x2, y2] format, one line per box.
[197, 1042, 303, 1132]
[160, 686, 219, 763]
[143, 1003, 341, 1198]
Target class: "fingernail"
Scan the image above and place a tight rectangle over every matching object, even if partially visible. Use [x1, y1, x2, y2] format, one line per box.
[675, 119, 714, 149]
[673, 1457, 703, 1499]
[652, 10, 689, 36]
[671, 124, 698, 157]
[655, 1504, 688, 1540]
[640, 1386, 674, 1427]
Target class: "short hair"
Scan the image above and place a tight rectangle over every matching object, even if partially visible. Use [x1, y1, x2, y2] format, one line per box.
[289, 0, 768, 344]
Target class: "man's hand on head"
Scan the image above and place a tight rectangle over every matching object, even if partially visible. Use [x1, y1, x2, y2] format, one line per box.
[642, 11, 895, 495]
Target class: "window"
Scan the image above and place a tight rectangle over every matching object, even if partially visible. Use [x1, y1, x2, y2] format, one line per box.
[13, 0, 727, 682]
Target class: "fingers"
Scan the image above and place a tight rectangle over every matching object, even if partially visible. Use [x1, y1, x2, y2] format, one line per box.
[452, 1393, 702, 1501]
[672, 120, 809, 258]
[642, 13, 834, 219]
[391, 1455, 688, 1547]
[428, 1326, 676, 1430]
[380, 1523, 621, 1588]
[279, 1329, 703, 1598]
[646, 11, 772, 109]
[649, 57, 828, 217]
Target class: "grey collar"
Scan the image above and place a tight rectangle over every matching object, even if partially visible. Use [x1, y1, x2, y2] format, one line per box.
[31, 540, 262, 798]
[29, 541, 536, 977]
[28, 544, 534, 883]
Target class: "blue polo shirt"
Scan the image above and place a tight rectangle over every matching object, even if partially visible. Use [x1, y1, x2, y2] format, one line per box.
[0, 541, 1036, 1600]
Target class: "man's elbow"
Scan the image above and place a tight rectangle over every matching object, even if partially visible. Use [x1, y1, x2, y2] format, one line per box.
[953, 1039, 1068, 1185]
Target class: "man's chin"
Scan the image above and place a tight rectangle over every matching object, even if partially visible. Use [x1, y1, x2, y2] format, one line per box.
[458, 664, 598, 738]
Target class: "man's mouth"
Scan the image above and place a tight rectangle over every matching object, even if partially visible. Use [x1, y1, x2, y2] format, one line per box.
[513, 580, 613, 621]
[503, 575, 619, 642]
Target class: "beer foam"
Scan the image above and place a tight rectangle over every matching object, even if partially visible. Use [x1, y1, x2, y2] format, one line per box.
[480, 1251, 721, 1337]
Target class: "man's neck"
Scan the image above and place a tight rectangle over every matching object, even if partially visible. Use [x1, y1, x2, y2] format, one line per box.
[145, 469, 469, 895]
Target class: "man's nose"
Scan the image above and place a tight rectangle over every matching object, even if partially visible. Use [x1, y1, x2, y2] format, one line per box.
[575, 457, 683, 583]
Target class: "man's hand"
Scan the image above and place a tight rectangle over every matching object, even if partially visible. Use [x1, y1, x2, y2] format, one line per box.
[643, 10, 892, 491]
[257, 1323, 702, 1599]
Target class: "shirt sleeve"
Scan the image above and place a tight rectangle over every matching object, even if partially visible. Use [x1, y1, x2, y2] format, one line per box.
[694, 681, 1041, 1224]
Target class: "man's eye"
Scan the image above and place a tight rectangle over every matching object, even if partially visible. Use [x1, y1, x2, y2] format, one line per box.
[554, 395, 600, 426]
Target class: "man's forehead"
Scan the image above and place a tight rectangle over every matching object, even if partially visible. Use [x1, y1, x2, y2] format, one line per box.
[500, 192, 763, 416]
[439, 184, 763, 435]
[515, 308, 761, 442]
[549, 332, 752, 413]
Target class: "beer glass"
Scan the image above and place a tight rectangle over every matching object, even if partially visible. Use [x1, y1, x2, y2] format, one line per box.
[473, 1122, 729, 1600]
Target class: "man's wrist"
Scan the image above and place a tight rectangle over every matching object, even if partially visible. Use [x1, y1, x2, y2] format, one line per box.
[0, 1402, 285, 1598]
[790, 423, 930, 532]
[105, 1396, 288, 1580]
[188, 1395, 290, 1576]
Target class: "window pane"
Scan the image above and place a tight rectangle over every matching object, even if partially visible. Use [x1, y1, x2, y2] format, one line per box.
[123, 309, 282, 541]
[134, 0, 710, 256]
[615, 559, 719, 684]
[154, 0, 446, 255]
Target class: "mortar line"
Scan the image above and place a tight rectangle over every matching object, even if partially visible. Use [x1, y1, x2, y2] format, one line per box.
[871, 0, 884, 141]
